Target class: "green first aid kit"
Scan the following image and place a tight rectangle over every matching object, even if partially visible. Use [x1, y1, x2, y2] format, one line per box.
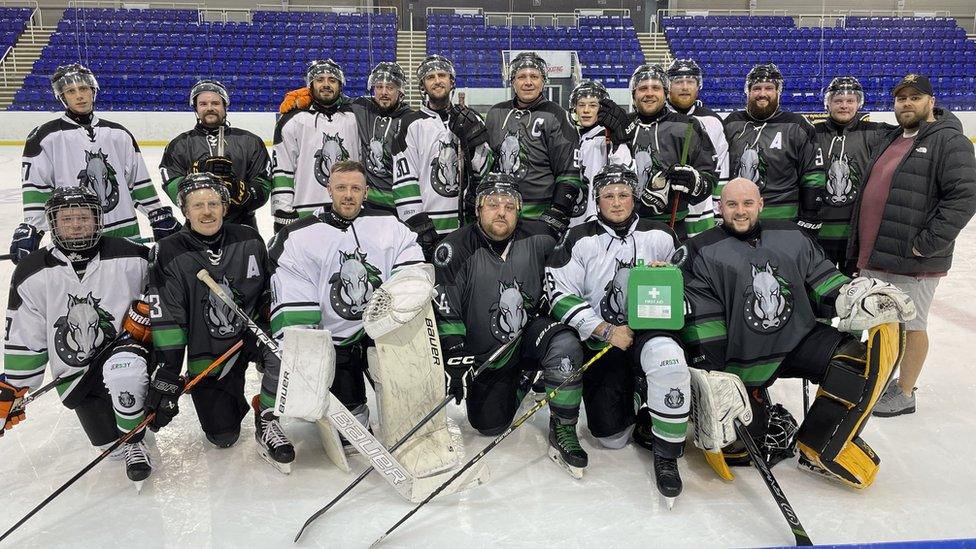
[627, 261, 685, 330]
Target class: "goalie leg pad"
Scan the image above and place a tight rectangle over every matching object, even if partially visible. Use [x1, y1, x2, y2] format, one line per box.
[274, 328, 336, 421]
[689, 367, 753, 480]
[796, 323, 903, 488]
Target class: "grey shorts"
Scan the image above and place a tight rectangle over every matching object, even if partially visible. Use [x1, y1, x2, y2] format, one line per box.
[859, 269, 941, 331]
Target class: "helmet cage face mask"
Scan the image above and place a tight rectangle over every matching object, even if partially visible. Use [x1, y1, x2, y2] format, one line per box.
[45, 188, 104, 252]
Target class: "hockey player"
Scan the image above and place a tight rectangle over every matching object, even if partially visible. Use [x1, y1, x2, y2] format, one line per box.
[677, 177, 914, 488]
[271, 59, 359, 232]
[392, 55, 491, 258]
[485, 52, 582, 239]
[1, 187, 155, 488]
[159, 79, 272, 229]
[546, 163, 691, 503]
[813, 77, 895, 273]
[724, 64, 825, 228]
[10, 63, 180, 263]
[666, 59, 730, 216]
[597, 64, 717, 240]
[146, 173, 294, 472]
[268, 160, 425, 445]
[432, 173, 587, 477]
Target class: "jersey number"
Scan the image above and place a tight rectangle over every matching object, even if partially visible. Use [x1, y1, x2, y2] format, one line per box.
[146, 295, 163, 318]
[21, 162, 30, 181]
[395, 158, 409, 178]
[434, 293, 451, 315]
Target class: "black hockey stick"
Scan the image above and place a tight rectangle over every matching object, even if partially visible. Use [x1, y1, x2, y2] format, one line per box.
[0, 253, 14, 262]
[0, 340, 243, 543]
[370, 344, 613, 547]
[733, 420, 813, 546]
[294, 330, 523, 542]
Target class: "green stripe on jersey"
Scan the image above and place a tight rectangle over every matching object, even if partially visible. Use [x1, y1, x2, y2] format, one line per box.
[272, 175, 295, 189]
[818, 222, 851, 239]
[3, 352, 49, 371]
[393, 183, 421, 201]
[438, 321, 466, 337]
[520, 202, 546, 219]
[105, 224, 140, 239]
[23, 189, 51, 206]
[811, 273, 850, 303]
[152, 327, 187, 349]
[725, 360, 781, 386]
[681, 320, 727, 344]
[271, 310, 323, 334]
[431, 216, 460, 233]
[758, 204, 798, 220]
[367, 188, 396, 208]
[131, 185, 159, 201]
[551, 294, 587, 323]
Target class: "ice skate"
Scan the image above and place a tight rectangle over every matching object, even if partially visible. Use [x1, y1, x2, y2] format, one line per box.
[654, 454, 682, 509]
[253, 396, 295, 474]
[122, 440, 152, 493]
[548, 417, 587, 479]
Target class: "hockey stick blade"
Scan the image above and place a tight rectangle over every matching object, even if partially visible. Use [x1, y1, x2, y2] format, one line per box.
[733, 420, 813, 546]
[294, 331, 523, 542]
[196, 269, 418, 502]
[0, 340, 243, 543]
[370, 344, 612, 547]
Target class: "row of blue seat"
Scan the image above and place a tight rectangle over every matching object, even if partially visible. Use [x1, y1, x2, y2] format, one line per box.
[665, 26, 966, 39]
[253, 12, 395, 24]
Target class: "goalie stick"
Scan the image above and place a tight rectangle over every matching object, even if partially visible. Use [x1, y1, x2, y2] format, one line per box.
[294, 330, 522, 542]
[0, 340, 243, 543]
[370, 344, 613, 547]
[195, 269, 417, 501]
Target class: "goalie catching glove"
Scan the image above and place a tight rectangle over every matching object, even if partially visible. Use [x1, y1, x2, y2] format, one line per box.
[279, 87, 312, 114]
[835, 277, 916, 332]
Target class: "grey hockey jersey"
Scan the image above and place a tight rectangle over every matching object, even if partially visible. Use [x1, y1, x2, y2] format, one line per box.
[351, 96, 412, 211]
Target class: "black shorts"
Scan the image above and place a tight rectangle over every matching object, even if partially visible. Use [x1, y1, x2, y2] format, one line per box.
[189, 359, 249, 437]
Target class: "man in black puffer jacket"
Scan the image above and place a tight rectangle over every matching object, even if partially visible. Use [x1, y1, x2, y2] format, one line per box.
[848, 74, 976, 417]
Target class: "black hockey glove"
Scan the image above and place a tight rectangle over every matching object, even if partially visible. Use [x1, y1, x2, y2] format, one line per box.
[664, 164, 703, 197]
[272, 209, 299, 234]
[640, 172, 670, 215]
[224, 180, 256, 207]
[443, 339, 474, 405]
[9, 223, 43, 264]
[405, 213, 440, 262]
[194, 155, 236, 183]
[538, 206, 570, 241]
[146, 367, 184, 431]
[148, 207, 182, 241]
[597, 98, 635, 145]
[448, 105, 489, 150]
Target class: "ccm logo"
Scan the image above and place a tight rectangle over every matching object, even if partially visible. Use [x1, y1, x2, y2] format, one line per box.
[447, 356, 475, 366]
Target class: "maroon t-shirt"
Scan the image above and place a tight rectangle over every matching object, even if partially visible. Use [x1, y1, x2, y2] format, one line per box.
[856, 135, 916, 270]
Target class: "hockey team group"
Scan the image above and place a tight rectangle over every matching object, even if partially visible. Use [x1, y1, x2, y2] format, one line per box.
[3, 49, 971, 542]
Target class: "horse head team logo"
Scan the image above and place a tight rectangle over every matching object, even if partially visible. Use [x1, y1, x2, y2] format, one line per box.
[328, 248, 382, 320]
[499, 130, 528, 180]
[572, 174, 589, 217]
[205, 276, 244, 338]
[429, 139, 459, 197]
[489, 279, 531, 342]
[633, 144, 663, 195]
[737, 146, 768, 191]
[825, 154, 859, 206]
[600, 258, 635, 324]
[118, 391, 136, 409]
[366, 117, 393, 177]
[77, 149, 120, 212]
[314, 132, 350, 186]
[743, 261, 793, 333]
[665, 388, 685, 409]
[54, 292, 117, 367]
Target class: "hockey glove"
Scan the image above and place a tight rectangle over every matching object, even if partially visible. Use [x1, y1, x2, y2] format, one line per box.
[146, 367, 184, 431]
[665, 164, 703, 197]
[640, 172, 670, 215]
[444, 340, 474, 405]
[448, 105, 489, 150]
[279, 87, 312, 114]
[193, 155, 236, 183]
[0, 379, 28, 437]
[597, 98, 635, 145]
[273, 209, 299, 234]
[148, 207, 182, 241]
[224, 180, 255, 207]
[9, 223, 43, 264]
[538, 206, 570, 241]
[405, 213, 441, 262]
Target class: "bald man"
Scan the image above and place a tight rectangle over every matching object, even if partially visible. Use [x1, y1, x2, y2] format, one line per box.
[672, 177, 909, 489]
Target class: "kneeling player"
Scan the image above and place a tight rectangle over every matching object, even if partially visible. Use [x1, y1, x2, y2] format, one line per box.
[546, 164, 691, 504]
[147, 173, 295, 473]
[432, 173, 588, 477]
[678, 178, 914, 488]
[1, 187, 155, 489]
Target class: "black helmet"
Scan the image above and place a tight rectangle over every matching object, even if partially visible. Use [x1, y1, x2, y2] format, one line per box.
[190, 79, 229, 107]
[51, 63, 98, 103]
[570, 79, 609, 105]
[744, 63, 783, 94]
[305, 59, 345, 87]
[177, 172, 230, 209]
[45, 186, 103, 252]
[368, 61, 407, 90]
[823, 76, 864, 110]
[475, 173, 522, 210]
[592, 163, 638, 201]
[666, 58, 703, 87]
[629, 63, 670, 95]
[508, 51, 548, 83]
[416, 54, 456, 98]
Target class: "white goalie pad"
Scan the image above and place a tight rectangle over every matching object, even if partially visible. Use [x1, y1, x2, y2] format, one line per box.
[274, 327, 336, 422]
[363, 264, 437, 340]
[836, 277, 917, 332]
[688, 367, 753, 452]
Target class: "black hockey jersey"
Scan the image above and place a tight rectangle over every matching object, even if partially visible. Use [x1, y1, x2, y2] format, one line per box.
[351, 96, 412, 212]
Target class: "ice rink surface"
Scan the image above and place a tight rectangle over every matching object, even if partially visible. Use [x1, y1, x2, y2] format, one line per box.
[0, 144, 975, 548]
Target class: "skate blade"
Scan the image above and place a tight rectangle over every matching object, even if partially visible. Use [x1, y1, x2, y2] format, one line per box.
[663, 495, 675, 510]
[259, 449, 293, 475]
[547, 447, 584, 480]
[133, 480, 145, 493]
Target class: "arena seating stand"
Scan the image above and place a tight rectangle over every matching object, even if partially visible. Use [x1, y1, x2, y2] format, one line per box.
[10, 8, 397, 111]
[426, 13, 644, 88]
[0, 7, 32, 57]
[664, 15, 976, 112]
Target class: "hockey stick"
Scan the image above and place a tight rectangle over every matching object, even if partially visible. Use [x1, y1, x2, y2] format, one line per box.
[802, 380, 810, 416]
[0, 253, 14, 261]
[0, 340, 243, 543]
[294, 331, 523, 542]
[732, 420, 813, 547]
[456, 91, 467, 226]
[195, 269, 417, 501]
[370, 344, 613, 547]
[670, 122, 695, 229]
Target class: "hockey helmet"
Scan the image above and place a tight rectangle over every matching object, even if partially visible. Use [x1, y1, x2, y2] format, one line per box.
[368, 61, 407, 90]
[190, 79, 230, 108]
[667, 58, 703, 88]
[45, 186, 103, 252]
[629, 63, 670, 95]
[508, 51, 548, 83]
[823, 76, 864, 110]
[744, 63, 784, 94]
[761, 403, 799, 467]
[51, 63, 98, 103]
[305, 59, 345, 87]
[475, 172, 522, 211]
[416, 54, 456, 97]
[592, 162, 639, 201]
[570, 79, 609, 106]
[177, 172, 230, 209]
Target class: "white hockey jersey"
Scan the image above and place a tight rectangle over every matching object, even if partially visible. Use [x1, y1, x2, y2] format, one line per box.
[270, 101, 361, 216]
[546, 217, 678, 340]
[21, 114, 163, 239]
[268, 208, 425, 346]
[3, 238, 148, 402]
[573, 124, 633, 227]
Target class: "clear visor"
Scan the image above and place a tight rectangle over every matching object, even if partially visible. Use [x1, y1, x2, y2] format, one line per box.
[477, 189, 522, 211]
[47, 204, 102, 252]
[825, 89, 864, 110]
[419, 61, 454, 81]
[53, 73, 98, 97]
[178, 179, 229, 209]
[368, 71, 405, 89]
[306, 67, 344, 87]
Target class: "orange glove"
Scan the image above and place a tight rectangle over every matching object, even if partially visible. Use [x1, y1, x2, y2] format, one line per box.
[0, 379, 28, 436]
[279, 87, 312, 114]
